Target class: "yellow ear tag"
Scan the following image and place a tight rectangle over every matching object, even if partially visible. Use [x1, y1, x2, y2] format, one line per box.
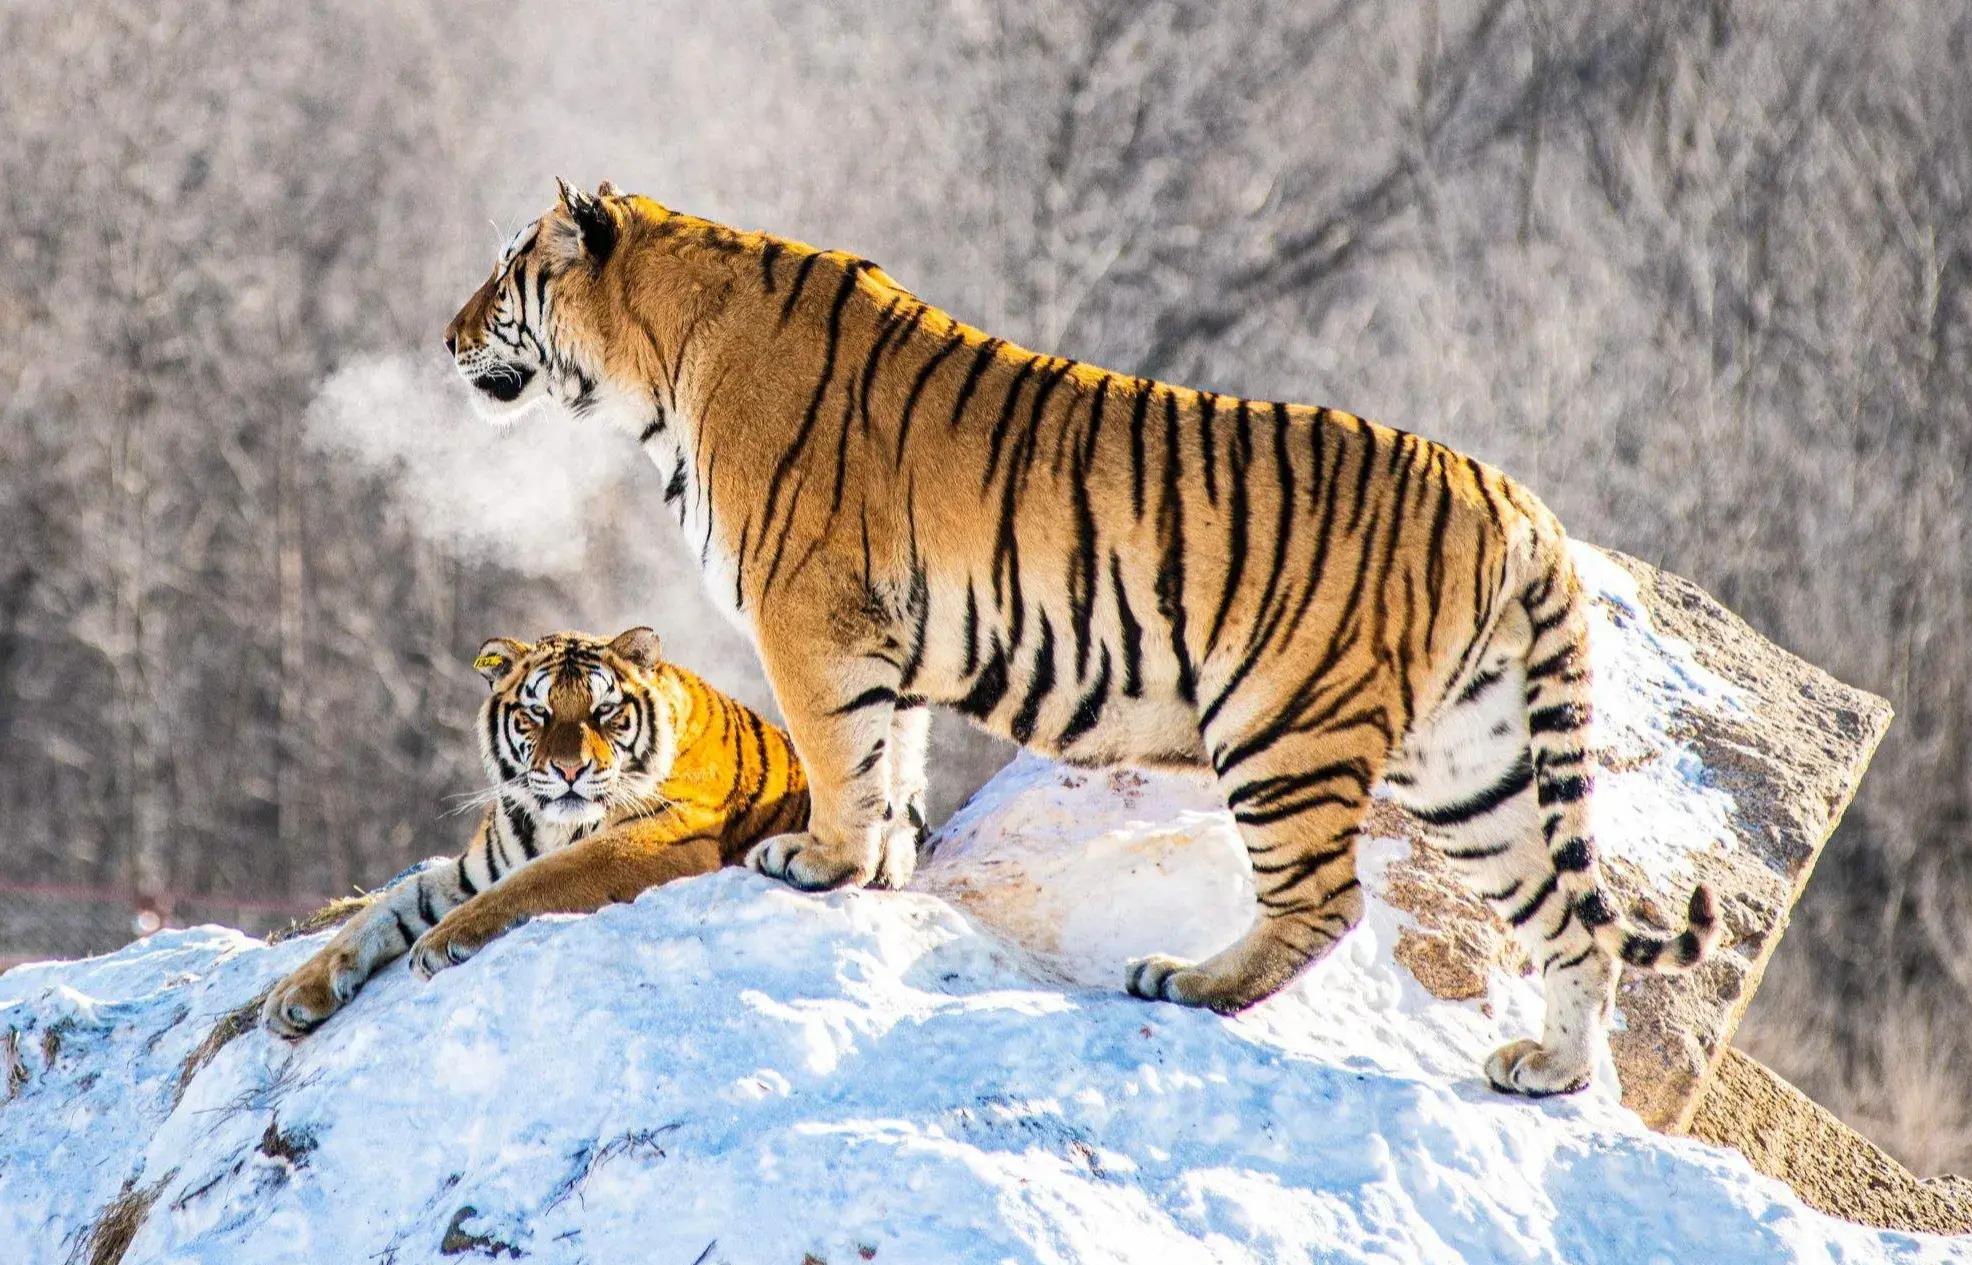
[474, 653, 508, 673]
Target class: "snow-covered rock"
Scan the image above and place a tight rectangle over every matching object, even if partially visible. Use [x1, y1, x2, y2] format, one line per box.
[0, 542, 1908, 1260]
[0, 864, 1955, 1263]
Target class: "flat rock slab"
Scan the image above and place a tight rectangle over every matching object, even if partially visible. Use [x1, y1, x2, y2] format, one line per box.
[921, 543, 1892, 1133]
[1691, 1049, 1972, 1236]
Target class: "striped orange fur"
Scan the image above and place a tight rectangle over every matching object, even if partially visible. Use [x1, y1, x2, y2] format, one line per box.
[263, 626, 806, 1037]
[436, 184, 1718, 1096]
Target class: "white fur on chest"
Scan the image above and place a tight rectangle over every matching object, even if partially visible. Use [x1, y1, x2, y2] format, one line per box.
[634, 416, 753, 642]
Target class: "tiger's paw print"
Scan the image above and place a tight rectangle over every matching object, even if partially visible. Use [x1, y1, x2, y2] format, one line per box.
[1484, 1038, 1592, 1098]
[746, 831, 874, 892]
[262, 945, 363, 1039]
[409, 912, 502, 981]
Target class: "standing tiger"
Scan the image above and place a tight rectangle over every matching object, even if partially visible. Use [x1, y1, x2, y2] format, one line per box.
[262, 627, 807, 1038]
[439, 181, 1719, 1096]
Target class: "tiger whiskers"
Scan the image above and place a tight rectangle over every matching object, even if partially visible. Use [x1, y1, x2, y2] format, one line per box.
[608, 784, 679, 817]
[441, 774, 532, 818]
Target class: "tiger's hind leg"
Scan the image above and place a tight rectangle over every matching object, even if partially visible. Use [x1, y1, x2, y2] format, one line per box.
[1386, 612, 1615, 1097]
[1127, 718, 1388, 1014]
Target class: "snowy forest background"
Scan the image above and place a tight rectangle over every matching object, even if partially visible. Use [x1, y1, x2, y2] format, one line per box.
[3, 0, 1969, 1173]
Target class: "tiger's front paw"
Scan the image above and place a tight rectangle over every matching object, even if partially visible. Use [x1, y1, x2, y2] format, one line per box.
[1125, 954, 1215, 1010]
[262, 944, 365, 1039]
[1484, 1038, 1592, 1098]
[409, 909, 505, 981]
[745, 831, 875, 892]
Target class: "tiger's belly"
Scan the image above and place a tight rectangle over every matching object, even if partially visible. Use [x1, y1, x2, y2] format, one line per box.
[914, 658, 1209, 770]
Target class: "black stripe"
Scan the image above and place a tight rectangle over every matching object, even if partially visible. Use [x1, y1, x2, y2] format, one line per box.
[505, 800, 539, 860]
[1506, 873, 1559, 927]
[1197, 392, 1220, 504]
[1530, 601, 1570, 641]
[416, 880, 439, 928]
[855, 297, 911, 435]
[947, 337, 1004, 431]
[956, 635, 1010, 719]
[779, 251, 821, 324]
[455, 855, 479, 898]
[1551, 838, 1593, 872]
[1421, 454, 1452, 657]
[1251, 845, 1355, 901]
[1225, 760, 1372, 810]
[960, 584, 981, 677]
[1347, 417, 1377, 535]
[1411, 752, 1533, 827]
[1016, 358, 1076, 486]
[1126, 378, 1152, 519]
[392, 911, 418, 948]
[1458, 666, 1505, 705]
[1058, 644, 1112, 749]
[832, 686, 901, 715]
[1441, 840, 1513, 861]
[1529, 703, 1588, 735]
[759, 240, 783, 293]
[1234, 793, 1361, 828]
[894, 329, 964, 463]
[1204, 400, 1253, 652]
[759, 261, 865, 573]
[1111, 553, 1143, 698]
[1549, 945, 1597, 973]
[981, 357, 1038, 486]
[898, 559, 931, 691]
[1623, 937, 1664, 968]
[1540, 774, 1591, 804]
[1155, 390, 1197, 703]
[1068, 392, 1103, 678]
[1009, 612, 1057, 745]
[851, 741, 887, 778]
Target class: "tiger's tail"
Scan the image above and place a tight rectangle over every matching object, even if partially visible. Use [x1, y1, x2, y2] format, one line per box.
[1518, 537, 1722, 974]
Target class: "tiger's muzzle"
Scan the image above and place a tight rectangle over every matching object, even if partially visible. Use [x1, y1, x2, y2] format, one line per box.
[471, 364, 535, 403]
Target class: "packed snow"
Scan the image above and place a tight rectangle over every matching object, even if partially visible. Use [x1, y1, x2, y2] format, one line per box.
[0, 543, 1949, 1263]
[0, 878, 1954, 1262]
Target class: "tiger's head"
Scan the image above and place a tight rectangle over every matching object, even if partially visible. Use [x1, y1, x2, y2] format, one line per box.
[471, 627, 676, 828]
[442, 178, 666, 431]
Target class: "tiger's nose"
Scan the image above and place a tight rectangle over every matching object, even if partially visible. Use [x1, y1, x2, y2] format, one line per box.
[550, 757, 589, 786]
[443, 330, 458, 356]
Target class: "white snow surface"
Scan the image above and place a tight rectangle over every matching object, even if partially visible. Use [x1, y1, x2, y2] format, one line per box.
[0, 544, 1948, 1263]
[0, 876, 1954, 1263]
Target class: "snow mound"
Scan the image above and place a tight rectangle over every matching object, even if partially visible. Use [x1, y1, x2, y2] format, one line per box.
[1, 855, 1957, 1262]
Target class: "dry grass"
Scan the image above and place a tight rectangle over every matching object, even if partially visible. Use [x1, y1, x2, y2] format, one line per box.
[73, 1175, 171, 1265]
[266, 894, 375, 945]
[173, 991, 271, 1108]
[1738, 967, 1972, 1178]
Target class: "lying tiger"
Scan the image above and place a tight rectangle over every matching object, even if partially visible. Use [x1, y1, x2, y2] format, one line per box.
[439, 181, 1720, 1097]
[262, 627, 806, 1038]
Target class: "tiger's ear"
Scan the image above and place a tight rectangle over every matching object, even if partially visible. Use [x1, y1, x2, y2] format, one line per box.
[596, 179, 622, 198]
[473, 637, 530, 685]
[608, 626, 662, 672]
[554, 176, 617, 266]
